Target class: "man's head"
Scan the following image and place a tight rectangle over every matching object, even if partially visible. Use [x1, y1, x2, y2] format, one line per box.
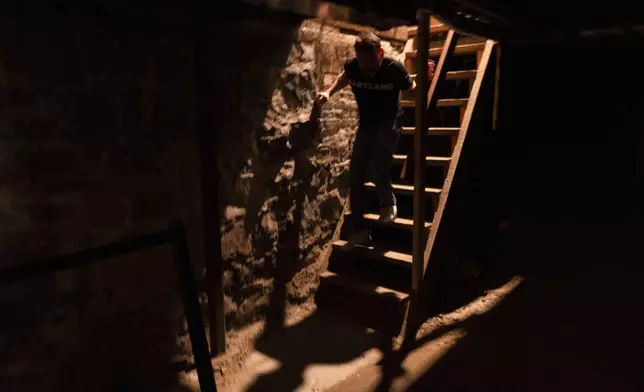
[354, 32, 384, 76]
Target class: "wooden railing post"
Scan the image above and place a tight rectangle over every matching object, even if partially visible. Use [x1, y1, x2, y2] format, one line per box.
[412, 10, 431, 293]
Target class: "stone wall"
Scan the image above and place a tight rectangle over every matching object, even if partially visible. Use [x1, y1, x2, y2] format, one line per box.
[0, 3, 406, 390]
[213, 14, 405, 328]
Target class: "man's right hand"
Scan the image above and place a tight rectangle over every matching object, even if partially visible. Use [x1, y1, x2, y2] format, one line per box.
[316, 91, 330, 104]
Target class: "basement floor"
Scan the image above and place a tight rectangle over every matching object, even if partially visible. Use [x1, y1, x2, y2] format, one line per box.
[182, 210, 644, 392]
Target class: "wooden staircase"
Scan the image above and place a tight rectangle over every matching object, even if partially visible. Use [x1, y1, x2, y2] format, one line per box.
[316, 17, 497, 335]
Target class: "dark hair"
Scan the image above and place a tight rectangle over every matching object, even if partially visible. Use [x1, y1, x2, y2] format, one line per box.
[354, 32, 381, 54]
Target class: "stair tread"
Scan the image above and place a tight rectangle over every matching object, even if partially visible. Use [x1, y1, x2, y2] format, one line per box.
[411, 70, 477, 81]
[438, 98, 469, 107]
[407, 42, 486, 59]
[402, 98, 470, 108]
[363, 213, 432, 230]
[319, 270, 410, 302]
[400, 126, 461, 135]
[332, 239, 413, 266]
[365, 181, 442, 195]
[392, 154, 451, 166]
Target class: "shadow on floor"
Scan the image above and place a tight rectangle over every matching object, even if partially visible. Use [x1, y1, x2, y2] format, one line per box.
[244, 309, 386, 392]
[371, 213, 644, 392]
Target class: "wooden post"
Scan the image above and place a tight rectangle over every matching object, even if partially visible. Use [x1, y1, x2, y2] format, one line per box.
[193, 0, 226, 354]
[412, 10, 431, 293]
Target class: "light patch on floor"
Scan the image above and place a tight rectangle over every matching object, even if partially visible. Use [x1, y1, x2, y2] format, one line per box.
[182, 276, 524, 392]
[328, 275, 524, 392]
[296, 351, 384, 392]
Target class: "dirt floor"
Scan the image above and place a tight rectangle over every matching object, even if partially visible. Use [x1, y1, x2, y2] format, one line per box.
[181, 208, 644, 392]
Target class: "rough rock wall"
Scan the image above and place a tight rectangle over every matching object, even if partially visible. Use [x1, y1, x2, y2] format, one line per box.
[215, 16, 405, 328]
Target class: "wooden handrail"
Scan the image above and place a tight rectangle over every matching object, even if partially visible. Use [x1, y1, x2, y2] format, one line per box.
[0, 222, 219, 392]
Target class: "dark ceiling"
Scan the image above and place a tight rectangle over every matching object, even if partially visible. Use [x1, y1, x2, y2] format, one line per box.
[311, 0, 644, 42]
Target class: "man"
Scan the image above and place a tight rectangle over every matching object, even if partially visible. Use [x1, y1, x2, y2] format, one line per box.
[317, 31, 435, 245]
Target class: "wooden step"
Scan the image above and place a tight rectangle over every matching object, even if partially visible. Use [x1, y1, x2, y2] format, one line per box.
[364, 182, 442, 196]
[406, 42, 486, 59]
[407, 23, 450, 36]
[319, 270, 409, 301]
[363, 213, 431, 230]
[411, 70, 477, 81]
[392, 154, 452, 166]
[437, 98, 469, 107]
[331, 240, 412, 267]
[315, 270, 409, 335]
[400, 126, 460, 136]
[402, 98, 470, 108]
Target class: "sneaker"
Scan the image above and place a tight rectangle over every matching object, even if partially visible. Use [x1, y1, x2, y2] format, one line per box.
[379, 205, 398, 223]
[347, 229, 372, 247]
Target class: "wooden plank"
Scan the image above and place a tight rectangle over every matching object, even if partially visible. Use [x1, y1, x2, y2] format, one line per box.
[400, 126, 460, 136]
[319, 270, 409, 301]
[407, 23, 450, 36]
[319, 19, 407, 43]
[316, 270, 409, 336]
[364, 182, 442, 196]
[447, 70, 478, 80]
[411, 70, 477, 81]
[331, 240, 413, 266]
[392, 154, 451, 166]
[411, 11, 431, 295]
[406, 42, 485, 59]
[363, 213, 431, 230]
[438, 98, 469, 107]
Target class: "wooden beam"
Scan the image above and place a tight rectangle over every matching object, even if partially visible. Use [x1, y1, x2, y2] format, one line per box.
[407, 23, 450, 36]
[318, 18, 408, 43]
[194, 0, 226, 355]
[412, 10, 430, 293]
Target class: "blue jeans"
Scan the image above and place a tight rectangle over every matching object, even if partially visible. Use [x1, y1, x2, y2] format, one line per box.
[350, 119, 400, 230]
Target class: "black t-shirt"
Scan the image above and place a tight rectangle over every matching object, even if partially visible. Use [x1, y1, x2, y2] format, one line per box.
[344, 56, 412, 125]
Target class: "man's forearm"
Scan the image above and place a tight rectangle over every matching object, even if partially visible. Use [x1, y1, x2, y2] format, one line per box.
[325, 72, 349, 96]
